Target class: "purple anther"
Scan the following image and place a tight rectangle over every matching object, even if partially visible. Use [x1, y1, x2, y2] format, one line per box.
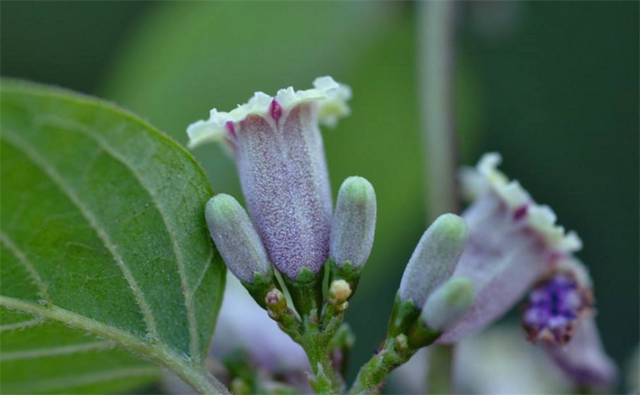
[269, 99, 283, 122]
[513, 204, 529, 221]
[225, 121, 237, 138]
[522, 271, 592, 345]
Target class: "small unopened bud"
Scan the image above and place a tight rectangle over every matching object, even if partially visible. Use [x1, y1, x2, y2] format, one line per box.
[399, 214, 468, 307]
[230, 378, 251, 395]
[266, 289, 285, 307]
[205, 194, 270, 283]
[330, 176, 377, 268]
[395, 334, 409, 353]
[421, 277, 475, 332]
[329, 279, 352, 303]
[265, 288, 287, 320]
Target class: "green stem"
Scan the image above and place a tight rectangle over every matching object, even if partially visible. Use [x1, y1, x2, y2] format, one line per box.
[302, 328, 343, 394]
[347, 338, 411, 395]
[426, 345, 454, 394]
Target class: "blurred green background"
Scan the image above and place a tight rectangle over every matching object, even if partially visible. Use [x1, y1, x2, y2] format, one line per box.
[2, 1, 637, 392]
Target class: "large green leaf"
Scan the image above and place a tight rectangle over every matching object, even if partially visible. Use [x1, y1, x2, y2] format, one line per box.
[0, 80, 226, 394]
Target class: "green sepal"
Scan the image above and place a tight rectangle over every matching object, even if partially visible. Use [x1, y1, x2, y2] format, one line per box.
[407, 320, 441, 349]
[387, 293, 421, 338]
[241, 268, 277, 309]
[284, 266, 324, 320]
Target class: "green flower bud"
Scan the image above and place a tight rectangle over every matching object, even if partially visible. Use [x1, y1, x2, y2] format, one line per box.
[399, 213, 468, 307]
[421, 277, 475, 332]
[330, 176, 377, 268]
[205, 194, 270, 283]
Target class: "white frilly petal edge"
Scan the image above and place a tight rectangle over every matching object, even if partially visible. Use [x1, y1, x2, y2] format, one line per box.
[461, 153, 583, 254]
[186, 76, 352, 148]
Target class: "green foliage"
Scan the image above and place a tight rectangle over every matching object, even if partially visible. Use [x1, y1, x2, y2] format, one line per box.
[0, 80, 226, 393]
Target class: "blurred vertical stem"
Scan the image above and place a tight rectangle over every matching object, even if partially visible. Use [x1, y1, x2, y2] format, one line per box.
[419, 0, 459, 219]
[418, 1, 459, 394]
[426, 344, 454, 394]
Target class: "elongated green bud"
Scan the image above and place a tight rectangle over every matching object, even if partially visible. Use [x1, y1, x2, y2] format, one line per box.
[330, 176, 377, 268]
[399, 213, 468, 307]
[205, 194, 270, 283]
[421, 277, 475, 331]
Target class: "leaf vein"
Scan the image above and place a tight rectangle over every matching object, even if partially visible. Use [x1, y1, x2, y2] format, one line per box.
[0, 231, 51, 303]
[0, 341, 113, 361]
[3, 366, 159, 393]
[0, 318, 44, 332]
[192, 249, 214, 297]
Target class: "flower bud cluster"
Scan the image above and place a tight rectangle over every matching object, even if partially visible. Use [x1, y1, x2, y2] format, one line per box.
[192, 77, 362, 285]
[192, 78, 376, 390]
[190, 76, 616, 394]
[195, 78, 376, 294]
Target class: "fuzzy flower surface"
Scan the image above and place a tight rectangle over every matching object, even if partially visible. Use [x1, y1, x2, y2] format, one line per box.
[330, 176, 377, 269]
[438, 153, 583, 343]
[399, 213, 469, 308]
[188, 77, 351, 279]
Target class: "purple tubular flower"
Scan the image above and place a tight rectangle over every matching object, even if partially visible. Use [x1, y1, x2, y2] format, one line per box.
[188, 77, 351, 279]
[438, 153, 583, 343]
[525, 260, 617, 391]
